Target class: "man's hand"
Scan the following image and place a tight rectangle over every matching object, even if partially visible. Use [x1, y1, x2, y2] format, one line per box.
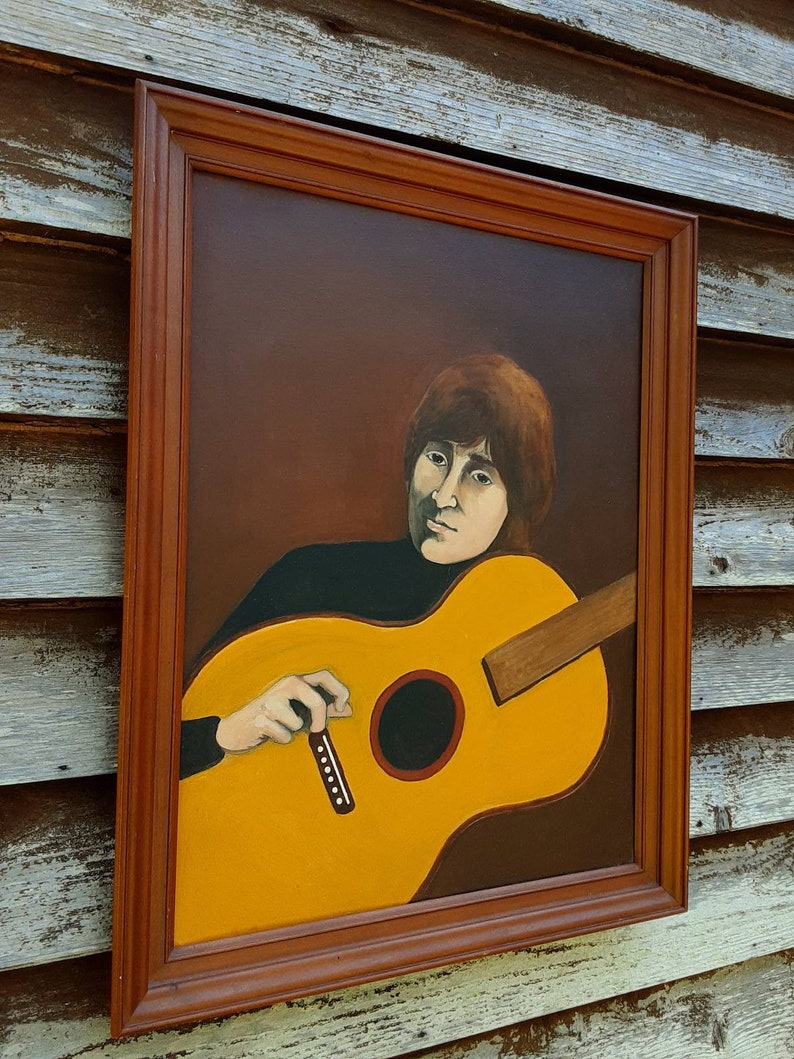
[215, 670, 352, 754]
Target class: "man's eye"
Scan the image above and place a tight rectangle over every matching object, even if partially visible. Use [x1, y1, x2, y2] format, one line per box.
[426, 450, 447, 466]
[471, 470, 493, 486]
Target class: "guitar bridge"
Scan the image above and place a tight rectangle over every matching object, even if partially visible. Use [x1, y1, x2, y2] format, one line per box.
[308, 729, 355, 815]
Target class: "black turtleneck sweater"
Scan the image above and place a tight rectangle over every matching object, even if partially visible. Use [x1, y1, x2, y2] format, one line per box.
[180, 538, 474, 778]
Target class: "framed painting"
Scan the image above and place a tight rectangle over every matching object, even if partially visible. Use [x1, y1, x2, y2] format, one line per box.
[112, 81, 696, 1035]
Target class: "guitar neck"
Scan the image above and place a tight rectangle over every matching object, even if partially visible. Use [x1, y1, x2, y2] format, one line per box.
[482, 571, 637, 705]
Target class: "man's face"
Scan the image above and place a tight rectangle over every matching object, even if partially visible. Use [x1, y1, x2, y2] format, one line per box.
[408, 439, 508, 565]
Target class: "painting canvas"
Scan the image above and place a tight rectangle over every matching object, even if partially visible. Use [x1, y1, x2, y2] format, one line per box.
[175, 176, 641, 943]
[112, 83, 694, 1034]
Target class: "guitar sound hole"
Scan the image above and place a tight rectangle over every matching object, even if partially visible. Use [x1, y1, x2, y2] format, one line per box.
[371, 672, 463, 779]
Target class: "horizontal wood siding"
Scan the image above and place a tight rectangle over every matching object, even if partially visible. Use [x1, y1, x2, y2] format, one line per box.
[0, 2, 793, 222]
[690, 703, 794, 838]
[0, 606, 121, 784]
[438, 0, 794, 102]
[0, 426, 125, 598]
[0, 56, 132, 238]
[698, 221, 794, 340]
[0, 0, 792, 1053]
[0, 237, 129, 419]
[0, 825, 791, 1054]
[696, 337, 794, 459]
[421, 951, 794, 1059]
[692, 466, 794, 588]
[0, 778, 114, 972]
[4, 950, 792, 1058]
[691, 592, 794, 712]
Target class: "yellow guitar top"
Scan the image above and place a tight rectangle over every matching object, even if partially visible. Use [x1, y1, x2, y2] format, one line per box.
[175, 554, 610, 945]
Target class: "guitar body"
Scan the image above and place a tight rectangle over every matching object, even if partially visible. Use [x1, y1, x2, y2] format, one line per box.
[175, 555, 608, 945]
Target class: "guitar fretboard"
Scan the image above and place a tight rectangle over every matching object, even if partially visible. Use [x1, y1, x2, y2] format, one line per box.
[482, 571, 637, 704]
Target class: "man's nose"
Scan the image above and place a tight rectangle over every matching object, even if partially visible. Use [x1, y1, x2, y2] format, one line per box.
[432, 470, 460, 509]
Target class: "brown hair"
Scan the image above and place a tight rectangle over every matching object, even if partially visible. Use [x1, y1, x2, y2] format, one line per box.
[404, 355, 555, 553]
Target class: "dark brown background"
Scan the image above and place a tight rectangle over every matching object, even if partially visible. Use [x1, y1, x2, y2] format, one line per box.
[185, 171, 642, 889]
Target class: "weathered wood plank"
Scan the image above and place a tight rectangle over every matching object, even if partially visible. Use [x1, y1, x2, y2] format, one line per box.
[696, 337, 794, 459]
[441, 0, 794, 103]
[698, 220, 794, 341]
[420, 950, 794, 1059]
[0, 822, 792, 1055]
[0, 58, 132, 238]
[0, 777, 114, 973]
[1, 0, 793, 220]
[0, 606, 121, 785]
[692, 592, 794, 711]
[0, 952, 113, 1051]
[0, 62, 792, 340]
[692, 466, 794, 588]
[3, 954, 792, 1059]
[690, 703, 794, 839]
[0, 237, 129, 419]
[4, 595, 792, 785]
[0, 426, 125, 598]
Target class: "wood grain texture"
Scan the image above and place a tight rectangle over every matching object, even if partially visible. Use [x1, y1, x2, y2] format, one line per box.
[698, 220, 794, 340]
[0, 0, 786, 1054]
[0, 1, 793, 220]
[0, 426, 125, 598]
[418, 950, 794, 1058]
[0, 237, 129, 419]
[437, 0, 794, 102]
[3, 594, 790, 786]
[696, 337, 794, 459]
[690, 702, 794, 839]
[0, 777, 114, 973]
[0, 606, 121, 785]
[0, 824, 792, 1053]
[0, 67, 792, 340]
[484, 571, 636, 702]
[0, 58, 132, 238]
[692, 465, 794, 588]
[5, 952, 791, 1059]
[0, 6, 791, 1050]
[692, 593, 794, 711]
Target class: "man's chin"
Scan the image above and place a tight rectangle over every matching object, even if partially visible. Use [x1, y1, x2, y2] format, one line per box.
[419, 537, 467, 565]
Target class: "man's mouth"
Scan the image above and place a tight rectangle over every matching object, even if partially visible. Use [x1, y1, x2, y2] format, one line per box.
[427, 516, 456, 534]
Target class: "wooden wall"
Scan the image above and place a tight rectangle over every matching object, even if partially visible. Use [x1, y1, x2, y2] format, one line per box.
[0, 1, 792, 1055]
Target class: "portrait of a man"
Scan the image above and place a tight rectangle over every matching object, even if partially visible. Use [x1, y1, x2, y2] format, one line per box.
[180, 354, 555, 776]
[173, 172, 642, 945]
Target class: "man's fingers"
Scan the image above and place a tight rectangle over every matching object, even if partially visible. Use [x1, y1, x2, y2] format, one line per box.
[304, 670, 353, 727]
[281, 676, 329, 734]
[251, 715, 294, 745]
[215, 669, 355, 757]
[305, 670, 351, 708]
[268, 699, 305, 733]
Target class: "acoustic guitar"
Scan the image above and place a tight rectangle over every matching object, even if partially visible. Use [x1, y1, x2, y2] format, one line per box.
[175, 554, 636, 945]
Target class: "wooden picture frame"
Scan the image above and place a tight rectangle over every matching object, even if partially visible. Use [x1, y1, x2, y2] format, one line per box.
[112, 80, 695, 1036]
